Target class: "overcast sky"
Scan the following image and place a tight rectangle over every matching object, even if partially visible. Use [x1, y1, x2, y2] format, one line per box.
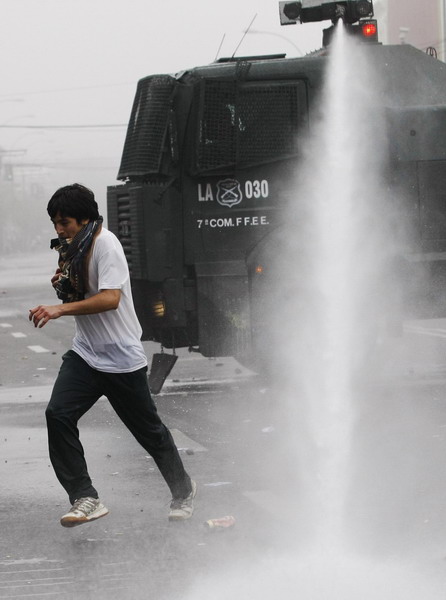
[0, 0, 325, 209]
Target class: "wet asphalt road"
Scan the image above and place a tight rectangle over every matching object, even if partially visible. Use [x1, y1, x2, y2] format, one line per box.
[1, 251, 446, 599]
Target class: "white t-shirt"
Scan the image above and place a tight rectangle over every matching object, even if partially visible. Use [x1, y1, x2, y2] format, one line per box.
[71, 227, 148, 373]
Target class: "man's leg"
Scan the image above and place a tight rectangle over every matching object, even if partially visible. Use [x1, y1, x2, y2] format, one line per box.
[46, 350, 102, 504]
[101, 367, 193, 500]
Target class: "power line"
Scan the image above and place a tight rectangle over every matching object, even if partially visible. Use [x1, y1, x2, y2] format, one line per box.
[7, 163, 118, 171]
[0, 81, 136, 99]
[0, 124, 127, 130]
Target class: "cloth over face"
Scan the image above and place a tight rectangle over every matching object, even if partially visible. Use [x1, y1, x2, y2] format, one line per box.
[50, 217, 103, 303]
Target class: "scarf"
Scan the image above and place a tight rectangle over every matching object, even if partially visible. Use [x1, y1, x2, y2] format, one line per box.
[50, 217, 103, 303]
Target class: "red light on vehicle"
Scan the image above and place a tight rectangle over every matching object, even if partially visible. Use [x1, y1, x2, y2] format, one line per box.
[255, 265, 264, 274]
[362, 21, 377, 38]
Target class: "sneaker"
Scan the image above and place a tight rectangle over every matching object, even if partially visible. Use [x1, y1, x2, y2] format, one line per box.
[60, 497, 109, 528]
[168, 480, 197, 521]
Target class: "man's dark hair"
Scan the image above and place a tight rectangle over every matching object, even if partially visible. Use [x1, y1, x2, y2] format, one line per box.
[47, 183, 99, 222]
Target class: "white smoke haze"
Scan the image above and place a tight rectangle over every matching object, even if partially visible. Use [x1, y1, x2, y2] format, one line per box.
[181, 25, 443, 600]
[184, 554, 444, 600]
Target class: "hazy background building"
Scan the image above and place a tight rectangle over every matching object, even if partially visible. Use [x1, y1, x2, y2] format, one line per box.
[376, 0, 445, 60]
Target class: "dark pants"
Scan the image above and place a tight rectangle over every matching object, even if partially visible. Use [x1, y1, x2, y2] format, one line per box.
[46, 350, 192, 505]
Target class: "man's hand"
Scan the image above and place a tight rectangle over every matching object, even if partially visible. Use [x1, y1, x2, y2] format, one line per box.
[29, 305, 63, 328]
[29, 290, 121, 328]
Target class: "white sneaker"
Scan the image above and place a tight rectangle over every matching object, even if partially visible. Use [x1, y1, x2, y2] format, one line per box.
[168, 480, 197, 521]
[60, 497, 109, 528]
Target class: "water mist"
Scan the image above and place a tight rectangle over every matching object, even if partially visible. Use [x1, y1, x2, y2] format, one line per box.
[293, 23, 384, 551]
[260, 23, 392, 555]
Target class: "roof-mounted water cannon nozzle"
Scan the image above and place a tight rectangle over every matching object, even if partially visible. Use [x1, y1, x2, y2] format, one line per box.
[334, 4, 346, 23]
[279, 0, 374, 26]
[279, 0, 378, 45]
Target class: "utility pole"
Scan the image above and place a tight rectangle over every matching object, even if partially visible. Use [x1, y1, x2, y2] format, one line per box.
[443, 0, 446, 60]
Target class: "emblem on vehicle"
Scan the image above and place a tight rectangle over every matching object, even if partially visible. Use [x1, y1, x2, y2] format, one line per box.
[216, 179, 243, 208]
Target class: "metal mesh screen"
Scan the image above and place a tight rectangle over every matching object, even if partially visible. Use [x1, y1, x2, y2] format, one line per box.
[195, 80, 305, 173]
[107, 186, 146, 277]
[118, 75, 176, 180]
[197, 81, 238, 171]
[238, 86, 300, 163]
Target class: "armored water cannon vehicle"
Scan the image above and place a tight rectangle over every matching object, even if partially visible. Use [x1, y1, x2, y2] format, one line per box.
[107, 1, 446, 373]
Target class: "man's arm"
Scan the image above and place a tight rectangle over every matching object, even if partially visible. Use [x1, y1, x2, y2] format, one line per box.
[29, 289, 121, 328]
